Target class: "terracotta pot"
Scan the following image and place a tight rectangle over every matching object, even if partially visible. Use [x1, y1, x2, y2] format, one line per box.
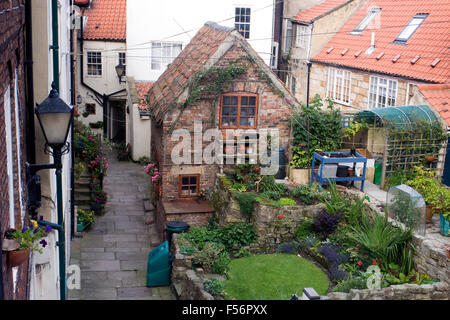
[425, 155, 437, 163]
[446, 246, 450, 259]
[8, 248, 30, 267]
[426, 205, 436, 223]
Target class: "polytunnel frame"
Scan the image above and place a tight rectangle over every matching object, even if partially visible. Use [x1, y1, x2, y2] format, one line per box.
[355, 105, 446, 188]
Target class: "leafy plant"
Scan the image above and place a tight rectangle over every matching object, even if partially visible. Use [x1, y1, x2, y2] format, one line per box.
[291, 183, 322, 205]
[322, 181, 349, 215]
[333, 274, 368, 293]
[137, 156, 150, 165]
[77, 208, 95, 226]
[343, 120, 368, 149]
[192, 242, 227, 274]
[279, 198, 296, 206]
[212, 251, 231, 274]
[259, 175, 287, 194]
[233, 248, 251, 258]
[215, 222, 257, 251]
[313, 209, 343, 240]
[74, 161, 85, 180]
[290, 146, 311, 169]
[180, 226, 219, 249]
[295, 218, 314, 240]
[11, 221, 52, 254]
[232, 191, 258, 218]
[203, 278, 225, 296]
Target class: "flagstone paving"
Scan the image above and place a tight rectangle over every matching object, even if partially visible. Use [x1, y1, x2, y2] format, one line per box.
[69, 152, 175, 300]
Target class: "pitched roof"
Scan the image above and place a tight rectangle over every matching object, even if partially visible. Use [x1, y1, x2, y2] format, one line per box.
[293, 0, 352, 23]
[146, 22, 234, 122]
[136, 81, 154, 111]
[311, 0, 450, 83]
[83, 0, 126, 41]
[417, 84, 450, 127]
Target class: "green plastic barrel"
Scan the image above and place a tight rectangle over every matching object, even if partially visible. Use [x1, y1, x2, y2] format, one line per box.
[147, 241, 170, 287]
[374, 163, 382, 185]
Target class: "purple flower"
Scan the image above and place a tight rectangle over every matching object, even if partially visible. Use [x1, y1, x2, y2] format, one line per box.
[39, 216, 44, 221]
[40, 239, 47, 248]
[22, 226, 28, 233]
[33, 228, 40, 234]
[45, 225, 52, 233]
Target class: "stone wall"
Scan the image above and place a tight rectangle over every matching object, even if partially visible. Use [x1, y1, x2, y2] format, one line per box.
[170, 234, 215, 300]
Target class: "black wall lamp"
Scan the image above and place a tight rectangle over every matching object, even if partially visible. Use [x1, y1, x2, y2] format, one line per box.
[26, 83, 73, 300]
[115, 62, 126, 84]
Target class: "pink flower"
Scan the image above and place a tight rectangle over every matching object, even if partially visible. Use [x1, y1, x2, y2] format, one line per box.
[372, 260, 377, 265]
[357, 261, 362, 266]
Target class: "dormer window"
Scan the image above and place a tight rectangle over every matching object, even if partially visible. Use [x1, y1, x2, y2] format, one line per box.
[394, 13, 428, 44]
[351, 8, 381, 35]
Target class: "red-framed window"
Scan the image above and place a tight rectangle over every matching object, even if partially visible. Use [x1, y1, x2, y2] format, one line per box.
[219, 94, 258, 129]
[178, 174, 200, 198]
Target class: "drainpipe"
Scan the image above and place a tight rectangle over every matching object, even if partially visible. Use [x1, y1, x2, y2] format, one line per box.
[50, 0, 66, 300]
[70, 0, 75, 239]
[306, 61, 312, 107]
[0, 222, 4, 300]
[25, 0, 36, 300]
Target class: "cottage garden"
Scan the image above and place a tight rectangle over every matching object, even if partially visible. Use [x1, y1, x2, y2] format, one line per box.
[168, 97, 449, 300]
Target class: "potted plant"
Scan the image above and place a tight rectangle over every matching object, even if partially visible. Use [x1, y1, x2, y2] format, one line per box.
[90, 186, 107, 215]
[425, 153, 437, 163]
[77, 209, 95, 232]
[343, 120, 368, 155]
[4, 221, 51, 267]
[289, 146, 311, 184]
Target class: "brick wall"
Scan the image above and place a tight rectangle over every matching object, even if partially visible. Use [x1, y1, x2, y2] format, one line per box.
[0, 0, 29, 300]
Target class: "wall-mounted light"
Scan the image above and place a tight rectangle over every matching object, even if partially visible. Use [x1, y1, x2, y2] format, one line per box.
[115, 62, 126, 84]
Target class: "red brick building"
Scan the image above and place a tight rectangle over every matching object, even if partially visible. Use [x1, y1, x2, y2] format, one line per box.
[145, 22, 300, 238]
[0, 0, 29, 300]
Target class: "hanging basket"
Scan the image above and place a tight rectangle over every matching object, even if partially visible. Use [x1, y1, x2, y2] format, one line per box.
[7, 248, 30, 267]
[439, 214, 449, 237]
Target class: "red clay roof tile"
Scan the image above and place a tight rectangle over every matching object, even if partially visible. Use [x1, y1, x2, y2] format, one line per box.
[311, 0, 450, 83]
[83, 0, 126, 41]
[136, 81, 154, 111]
[417, 84, 450, 126]
[293, 0, 351, 23]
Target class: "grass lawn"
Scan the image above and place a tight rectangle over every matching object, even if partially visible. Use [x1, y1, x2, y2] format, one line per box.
[224, 253, 329, 300]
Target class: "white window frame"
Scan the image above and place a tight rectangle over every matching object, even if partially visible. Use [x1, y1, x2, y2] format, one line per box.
[296, 25, 310, 48]
[235, 7, 251, 39]
[327, 67, 352, 105]
[270, 42, 279, 69]
[284, 19, 293, 53]
[86, 51, 102, 77]
[118, 52, 126, 75]
[151, 42, 182, 70]
[351, 8, 381, 35]
[4, 86, 14, 227]
[395, 13, 428, 43]
[369, 75, 398, 109]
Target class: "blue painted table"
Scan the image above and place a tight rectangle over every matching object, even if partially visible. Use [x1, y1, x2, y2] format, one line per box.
[310, 151, 367, 192]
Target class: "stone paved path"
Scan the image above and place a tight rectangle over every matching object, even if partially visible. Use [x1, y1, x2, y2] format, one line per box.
[69, 152, 175, 300]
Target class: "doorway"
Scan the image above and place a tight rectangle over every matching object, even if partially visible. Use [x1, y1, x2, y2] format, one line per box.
[108, 100, 126, 143]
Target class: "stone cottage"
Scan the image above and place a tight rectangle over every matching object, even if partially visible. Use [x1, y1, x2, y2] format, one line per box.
[144, 22, 300, 239]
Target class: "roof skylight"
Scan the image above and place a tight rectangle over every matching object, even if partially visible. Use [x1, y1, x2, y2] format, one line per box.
[351, 8, 381, 35]
[394, 13, 428, 44]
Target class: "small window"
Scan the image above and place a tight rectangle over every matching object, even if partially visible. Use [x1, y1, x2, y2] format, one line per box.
[285, 20, 293, 52]
[87, 51, 102, 76]
[235, 7, 251, 39]
[291, 75, 296, 93]
[369, 76, 397, 108]
[351, 8, 381, 35]
[220, 94, 257, 129]
[394, 14, 428, 43]
[296, 25, 309, 48]
[118, 52, 126, 75]
[179, 175, 199, 197]
[85, 103, 96, 114]
[151, 42, 182, 70]
[327, 67, 352, 104]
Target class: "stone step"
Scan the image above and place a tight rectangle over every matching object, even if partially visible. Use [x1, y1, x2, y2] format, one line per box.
[75, 177, 91, 185]
[75, 187, 91, 196]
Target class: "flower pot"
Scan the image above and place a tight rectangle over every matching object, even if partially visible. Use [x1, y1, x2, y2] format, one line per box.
[426, 205, 434, 223]
[289, 168, 310, 185]
[7, 248, 30, 267]
[77, 222, 90, 232]
[2, 238, 19, 251]
[439, 214, 449, 237]
[446, 246, 450, 259]
[425, 155, 437, 163]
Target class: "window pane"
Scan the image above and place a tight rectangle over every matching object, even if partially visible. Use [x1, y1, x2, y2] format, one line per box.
[249, 97, 256, 105]
[240, 118, 248, 126]
[190, 186, 197, 194]
[241, 107, 247, 116]
[241, 96, 248, 105]
[248, 107, 255, 115]
[181, 186, 189, 195]
[222, 107, 229, 115]
[182, 177, 189, 185]
[230, 106, 237, 115]
[231, 96, 238, 105]
[229, 118, 236, 126]
[248, 118, 255, 127]
[223, 96, 230, 105]
[190, 176, 197, 185]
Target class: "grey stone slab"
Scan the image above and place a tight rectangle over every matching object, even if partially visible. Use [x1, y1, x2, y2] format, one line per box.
[81, 260, 121, 271]
[81, 278, 122, 289]
[80, 248, 105, 252]
[116, 241, 152, 248]
[117, 287, 153, 298]
[80, 288, 117, 300]
[81, 252, 116, 260]
[115, 252, 149, 261]
[80, 271, 108, 280]
[107, 271, 137, 280]
[120, 260, 147, 271]
[103, 234, 137, 242]
[121, 277, 147, 287]
[105, 247, 141, 253]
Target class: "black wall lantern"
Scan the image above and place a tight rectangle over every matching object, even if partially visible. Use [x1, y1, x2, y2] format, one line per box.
[115, 62, 126, 84]
[26, 82, 73, 300]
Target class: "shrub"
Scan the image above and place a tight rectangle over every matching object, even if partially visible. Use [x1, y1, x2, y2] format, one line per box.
[345, 197, 365, 226]
[180, 227, 219, 249]
[232, 191, 258, 218]
[279, 198, 296, 206]
[295, 219, 314, 240]
[291, 183, 322, 205]
[212, 251, 231, 274]
[259, 175, 287, 193]
[260, 190, 283, 200]
[333, 275, 368, 293]
[313, 209, 343, 240]
[216, 222, 257, 251]
[203, 278, 225, 296]
[318, 244, 349, 281]
[74, 161, 85, 180]
[192, 242, 226, 273]
[322, 182, 349, 215]
[348, 210, 415, 274]
[276, 242, 298, 254]
[77, 208, 95, 226]
[233, 248, 251, 258]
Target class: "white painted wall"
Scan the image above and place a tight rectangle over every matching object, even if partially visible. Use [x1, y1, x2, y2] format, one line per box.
[77, 40, 126, 126]
[29, 0, 73, 301]
[127, 0, 274, 82]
